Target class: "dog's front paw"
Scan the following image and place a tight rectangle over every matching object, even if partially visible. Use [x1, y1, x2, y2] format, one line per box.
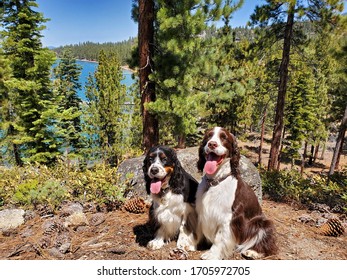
[177, 236, 197, 252]
[147, 238, 165, 250]
[201, 250, 222, 260]
[241, 249, 264, 260]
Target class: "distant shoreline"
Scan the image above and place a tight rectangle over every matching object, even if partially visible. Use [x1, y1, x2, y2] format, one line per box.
[77, 59, 135, 73]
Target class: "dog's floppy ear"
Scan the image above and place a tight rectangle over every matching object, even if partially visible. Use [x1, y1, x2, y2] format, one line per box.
[168, 147, 183, 188]
[197, 128, 210, 172]
[143, 151, 151, 195]
[197, 143, 206, 172]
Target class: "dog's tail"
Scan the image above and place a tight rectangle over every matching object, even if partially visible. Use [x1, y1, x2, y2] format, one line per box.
[236, 215, 278, 257]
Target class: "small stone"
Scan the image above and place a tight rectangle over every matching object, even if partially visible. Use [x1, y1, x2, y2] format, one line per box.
[64, 212, 89, 228]
[60, 202, 84, 217]
[0, 209, 25, 231]
[48, 247, 65, 259]
[59, 242, 71, 254]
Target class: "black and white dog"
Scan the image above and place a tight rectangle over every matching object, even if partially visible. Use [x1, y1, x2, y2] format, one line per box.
[195, 127, 278, 259]
[143, 145, 198, 251]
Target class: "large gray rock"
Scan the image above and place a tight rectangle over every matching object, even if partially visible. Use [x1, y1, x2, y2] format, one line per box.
[0, 209, 25, 231]
[117, 147, 262, 203]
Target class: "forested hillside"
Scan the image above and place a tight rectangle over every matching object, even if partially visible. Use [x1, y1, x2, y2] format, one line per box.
[53, 38, 136, 64]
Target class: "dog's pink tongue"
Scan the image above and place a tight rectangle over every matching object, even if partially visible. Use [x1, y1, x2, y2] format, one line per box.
[150, 180, 162, 194]
[204, 154, 218, 175]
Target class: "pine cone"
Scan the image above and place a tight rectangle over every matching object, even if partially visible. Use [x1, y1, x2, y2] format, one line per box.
[169, 248, 188, 260]
[123, 197, 147, 214]
[318, 218, 345, 237]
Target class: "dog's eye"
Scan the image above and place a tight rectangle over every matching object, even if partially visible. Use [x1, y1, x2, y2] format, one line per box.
[161, 157, 167, 164]
[220, 133, 227, 140]
[149, 157, 154, 163]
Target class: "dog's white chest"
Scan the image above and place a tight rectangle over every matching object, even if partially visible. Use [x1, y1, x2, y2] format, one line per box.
[196, 176, 237, 242]
[152, 191, 185, 227]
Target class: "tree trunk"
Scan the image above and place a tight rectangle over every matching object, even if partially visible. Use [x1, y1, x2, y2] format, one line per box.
[308, 144, 315, 165]
[301, 141, 308, 176]
[8, 124, 23, 166]
[276, 126, 286, 171]
[138, 0, 158, 153]
[320, 137, 327, 160]
[268, 4, 295, 170]
[314, 142, 320, 162]
[335, 137, 345, 169]
[258, 108, 267, 166]
[177, 133, 186, 149]
[329, 104, 347, 176]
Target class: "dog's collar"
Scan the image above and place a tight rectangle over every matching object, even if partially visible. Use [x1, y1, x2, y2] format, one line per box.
[206, 173, 231, 187]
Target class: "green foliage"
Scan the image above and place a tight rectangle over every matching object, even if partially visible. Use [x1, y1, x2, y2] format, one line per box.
[52, 48, 83, 159]
[53, 38, 136, 65]
[82, 51, 129, 165]
[261, 169, 347, 213]
[0, 162, 129, 211]
[146, 0, 246, 145]
[1, 0, 60, 165]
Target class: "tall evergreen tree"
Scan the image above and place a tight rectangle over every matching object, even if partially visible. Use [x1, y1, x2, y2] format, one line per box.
[284, 57, 319, 172]
[138, 0, 158, 152]
[53, 48, 83, 159]
[83, 51, 127, 166]
[250, 0, 344, 170]
[148, 0, 208, 147]
[329, 15, 347, 175]
[0, 47, 15, 164]
[1, 0, 58, 164]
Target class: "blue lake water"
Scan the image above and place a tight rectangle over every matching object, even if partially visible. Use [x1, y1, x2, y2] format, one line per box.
[57, 60, 135, 100]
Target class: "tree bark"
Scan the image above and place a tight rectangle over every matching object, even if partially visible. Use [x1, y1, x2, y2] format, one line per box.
[335, 137, 344, 169]
[308, 144, 315, 165]
[268, 4, 295, 170]
[301, 141, 308, 176]
[313, 142, 320, 162]
[329, 104, 347, 176]
[258, 108, 267, 166]
[138, 0, 158, 153]
[8, 123, 23, 166]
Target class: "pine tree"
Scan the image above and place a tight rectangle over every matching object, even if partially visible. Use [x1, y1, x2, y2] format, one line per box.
[1, 0, 59, 164]
[284, 57, 320, 173]
[250, 0, 344, 170]
[151, 0, 209, 147]
[83, 51, 127, 166]
[0, 47, 15, 164]
[329, 15, 347, 175]
[52, 48, 83, 159]
[138, 0, 158, 152]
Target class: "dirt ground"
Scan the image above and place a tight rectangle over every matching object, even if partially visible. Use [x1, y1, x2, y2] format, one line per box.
[0, 199, 346, 260]
[0, 135, 346, 260]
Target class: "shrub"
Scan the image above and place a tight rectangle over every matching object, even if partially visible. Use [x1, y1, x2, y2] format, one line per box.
[0, 161, 130, 211]
[261, 168, 347, 213]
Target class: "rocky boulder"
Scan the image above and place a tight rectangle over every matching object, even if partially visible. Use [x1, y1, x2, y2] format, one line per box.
[117, 147, 262, 203]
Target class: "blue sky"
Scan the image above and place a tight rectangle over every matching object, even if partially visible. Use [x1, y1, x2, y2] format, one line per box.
[36, 0, 345, 47]
[36, 0, 266, 47]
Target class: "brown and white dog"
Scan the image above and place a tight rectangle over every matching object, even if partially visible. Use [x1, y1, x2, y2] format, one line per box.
[195, 127, 277, 259]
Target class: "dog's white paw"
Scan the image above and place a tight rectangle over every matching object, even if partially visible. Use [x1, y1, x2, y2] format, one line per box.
[201, 250, 222, 260]
[241, 249, 264, 260]
[177, 236, 197, 252]
[147, 238, 165, 250]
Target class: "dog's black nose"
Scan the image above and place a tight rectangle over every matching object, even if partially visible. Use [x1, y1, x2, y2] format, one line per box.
[150, 166, 159, 175]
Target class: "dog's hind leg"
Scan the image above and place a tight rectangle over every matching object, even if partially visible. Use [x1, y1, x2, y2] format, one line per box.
[177, 206, 198, 251]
